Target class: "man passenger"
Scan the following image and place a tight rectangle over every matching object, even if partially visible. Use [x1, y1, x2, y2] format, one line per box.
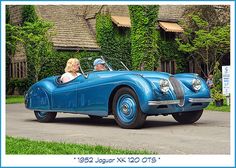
[93, 58, 107, 71]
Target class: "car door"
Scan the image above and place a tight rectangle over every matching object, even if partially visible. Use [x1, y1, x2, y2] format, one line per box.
[51, 76, 85, 111]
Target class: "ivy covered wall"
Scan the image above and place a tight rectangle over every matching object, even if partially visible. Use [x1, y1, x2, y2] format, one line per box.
[129, 5, 159, 70]
[157, 32, 188, 73]
[95, 6, 186, 72]
[22, 5, 38, 23]
[96, 14, 131, 68]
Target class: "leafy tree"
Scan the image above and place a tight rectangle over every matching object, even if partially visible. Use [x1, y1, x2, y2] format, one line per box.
[129, 5, 159, 70]
[21, 20, 53, 82]
[6, 24, 22, 60]
[6, 5, 53, 83]
[177, 5, 230, 78]
[6, 6, 23, 82]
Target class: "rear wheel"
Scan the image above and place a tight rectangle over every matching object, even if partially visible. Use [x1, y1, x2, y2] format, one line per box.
[34, 111, 57, 122]
[172, 110, 203, 124]
[112, 87, 146, 129]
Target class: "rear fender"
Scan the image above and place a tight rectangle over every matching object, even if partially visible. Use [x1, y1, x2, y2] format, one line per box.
[25, 87, 50, 110]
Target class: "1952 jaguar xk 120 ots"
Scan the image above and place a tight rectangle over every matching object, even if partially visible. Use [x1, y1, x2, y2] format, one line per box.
[25, 57, 213, 129]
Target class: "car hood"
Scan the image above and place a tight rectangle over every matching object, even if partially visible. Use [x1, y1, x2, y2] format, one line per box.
[89, 70, 172, 80]
[92, 71, 204, 92]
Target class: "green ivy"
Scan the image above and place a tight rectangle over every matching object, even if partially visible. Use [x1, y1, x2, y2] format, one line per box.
[7, 78, 33, 95]
[22, 5, 38, 24]
[96, 14, 131, 69]
[129, 5, 159, 70]
[39, 50, 100, 79]
[157, 32, 187, 73]
[6, 6, 10, 24]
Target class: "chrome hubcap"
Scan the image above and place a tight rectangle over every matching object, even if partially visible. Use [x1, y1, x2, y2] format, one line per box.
[122, 104, 129, 114]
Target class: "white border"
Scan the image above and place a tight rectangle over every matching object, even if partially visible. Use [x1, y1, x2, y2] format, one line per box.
[1, 1, 235, 167]
[1, 1, 6, 166]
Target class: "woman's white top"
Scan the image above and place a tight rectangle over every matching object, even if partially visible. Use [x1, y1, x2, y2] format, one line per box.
[60, 72, 81, 83]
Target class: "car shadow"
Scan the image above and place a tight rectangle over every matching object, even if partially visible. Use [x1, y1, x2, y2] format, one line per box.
[55, 117, 118, 127]
[26, 117, 118, 127]
[25, 116, 195, 129]
[143, 120, 179, 129]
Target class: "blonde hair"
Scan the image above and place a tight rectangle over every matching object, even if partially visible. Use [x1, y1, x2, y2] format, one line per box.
[64, 58, 80, 73]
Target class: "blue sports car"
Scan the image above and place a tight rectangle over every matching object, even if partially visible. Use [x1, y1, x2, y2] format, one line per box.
[25, 57, 212, 129]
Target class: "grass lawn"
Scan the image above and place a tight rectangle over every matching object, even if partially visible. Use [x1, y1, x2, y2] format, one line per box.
[205, 101, 230, 112]
[6, 95, 24, 104]
[6, 136, 152, 154]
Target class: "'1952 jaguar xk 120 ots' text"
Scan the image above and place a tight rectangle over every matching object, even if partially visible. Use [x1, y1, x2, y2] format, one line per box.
[25, 57, 212, 129]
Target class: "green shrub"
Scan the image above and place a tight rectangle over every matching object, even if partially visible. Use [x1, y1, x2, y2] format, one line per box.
[39, 50, 100, 79]
[213, 61, 222, 92]
[211, 88, 224, 101]
[7, 78, 33, 95]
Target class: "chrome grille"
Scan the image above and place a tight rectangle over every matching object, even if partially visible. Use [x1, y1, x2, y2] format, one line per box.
[169, 76, 184, 106]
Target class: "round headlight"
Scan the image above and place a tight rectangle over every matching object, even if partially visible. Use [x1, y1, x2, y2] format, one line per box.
[192, 78, 201, 91]
[159, 79, 170, 93]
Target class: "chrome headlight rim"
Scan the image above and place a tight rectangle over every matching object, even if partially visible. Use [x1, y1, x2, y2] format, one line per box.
[192, 78, 201, 91]
[159, 79, 170, 93]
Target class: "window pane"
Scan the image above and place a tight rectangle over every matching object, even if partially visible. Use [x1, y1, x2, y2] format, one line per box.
[166, 61, 170, 73]
[171, 61, 175, 74]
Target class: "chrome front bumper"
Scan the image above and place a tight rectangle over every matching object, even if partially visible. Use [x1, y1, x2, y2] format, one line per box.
[188, 98, 213, 103]
[148, 100, 180, 106]
[148, 98, 213, 106]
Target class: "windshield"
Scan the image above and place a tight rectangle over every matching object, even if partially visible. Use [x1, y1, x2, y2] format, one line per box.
[80, 56, 129, 76]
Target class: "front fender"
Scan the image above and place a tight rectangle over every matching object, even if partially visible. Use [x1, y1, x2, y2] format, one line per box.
[111, 74, 154, 113]
[174, 74, 210, 97]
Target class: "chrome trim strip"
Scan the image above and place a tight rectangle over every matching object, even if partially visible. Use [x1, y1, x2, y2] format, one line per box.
[189, 98, 213, 103]
[148, 100, 180, 106]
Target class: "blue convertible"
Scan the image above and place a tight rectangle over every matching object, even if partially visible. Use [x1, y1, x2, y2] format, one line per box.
[25, 57, 212, 129]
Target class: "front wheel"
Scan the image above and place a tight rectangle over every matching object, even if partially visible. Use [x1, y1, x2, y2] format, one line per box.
[112, 87, 146, 129]
[34, 111, 57, 122]
[172, 110, 203, 124]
